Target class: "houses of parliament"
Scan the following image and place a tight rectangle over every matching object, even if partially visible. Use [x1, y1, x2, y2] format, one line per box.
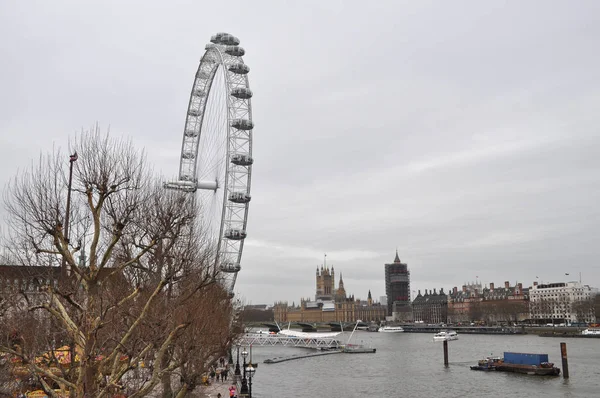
[272, 261, 386, 323]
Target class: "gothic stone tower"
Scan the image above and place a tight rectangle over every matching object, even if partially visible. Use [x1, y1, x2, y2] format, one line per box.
[316, 264, 335, 301]
[335, 273, 347, 301]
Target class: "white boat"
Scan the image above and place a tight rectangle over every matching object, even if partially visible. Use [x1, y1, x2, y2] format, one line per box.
[581, 328, 600, 336]
[276, 322, 341, 339]
[378, 326, 404, 333]
[433, 330, 458, 341]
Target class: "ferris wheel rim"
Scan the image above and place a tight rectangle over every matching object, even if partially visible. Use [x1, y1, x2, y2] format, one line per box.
[171, 33, 253, 294]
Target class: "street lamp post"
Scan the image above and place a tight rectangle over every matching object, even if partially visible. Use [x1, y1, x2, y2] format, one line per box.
[240, 347, 248, 396]
[235, 344, 241, 376]
[63, 152, 78, 376]
[61, 152, 78, 277]
[246, 344, 256, 398]
[246, 363, 255, 398]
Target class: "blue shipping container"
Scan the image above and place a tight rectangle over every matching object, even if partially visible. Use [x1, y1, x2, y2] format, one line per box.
[504, 352, 549, 366]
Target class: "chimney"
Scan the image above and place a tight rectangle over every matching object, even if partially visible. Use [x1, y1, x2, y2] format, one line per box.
[517, 283, 523, 293]
[490, 282, 495, 290]
[533, 281, 538, 287]
[505, 281, 510, 289]
[462, 285, 467, 293]
[453, 286, 458, 295]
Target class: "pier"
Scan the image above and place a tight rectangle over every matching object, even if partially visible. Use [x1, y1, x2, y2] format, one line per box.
[263, 350, 342, 364]
[237, 333, 342, 349]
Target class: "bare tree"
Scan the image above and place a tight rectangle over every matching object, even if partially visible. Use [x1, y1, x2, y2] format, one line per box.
[572, 297, 595, 323]
[1, 128, 240, 397]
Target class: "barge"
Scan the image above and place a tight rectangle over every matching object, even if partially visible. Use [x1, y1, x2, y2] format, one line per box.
[471, 352, 560, 376]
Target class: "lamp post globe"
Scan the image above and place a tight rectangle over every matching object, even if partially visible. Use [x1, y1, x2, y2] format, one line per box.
[246, 364, 255, 398]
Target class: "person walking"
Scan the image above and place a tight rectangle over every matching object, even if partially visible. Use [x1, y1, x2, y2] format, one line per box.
[223, 367, 229, 381]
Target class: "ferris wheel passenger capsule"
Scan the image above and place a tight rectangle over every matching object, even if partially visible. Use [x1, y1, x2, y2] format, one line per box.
[231, 119, 253, 130]
[228, 63, 250, 75]
[225, 46, 245, 57]
[220, 262, 241, 273]
[211, 33, 240, 46]
[231, 154, 254, 166]
[229, 192, 251, 203]
[231, 87, 253, 99]
[225, 229, 247, 240]
[184, 128, 198, 137]
[188, 109, 201, 117]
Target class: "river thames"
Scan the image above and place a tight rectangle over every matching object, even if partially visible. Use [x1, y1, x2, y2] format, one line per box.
[243, 331, 599, 397]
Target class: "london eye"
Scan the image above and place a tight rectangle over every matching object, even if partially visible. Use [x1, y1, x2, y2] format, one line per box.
[165, 32, 253, 294]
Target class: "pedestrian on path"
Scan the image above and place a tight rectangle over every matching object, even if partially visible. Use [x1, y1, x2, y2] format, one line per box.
[223, 367, 229, 381]
[229, 384, 236, 398]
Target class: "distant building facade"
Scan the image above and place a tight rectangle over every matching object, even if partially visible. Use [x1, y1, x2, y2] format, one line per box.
[384, 251, 411, 321]
[273, 263, 385, 324]
[529, 281, 598, 324]
[447, 281, 529, 324]
[412, 288, 448, 324]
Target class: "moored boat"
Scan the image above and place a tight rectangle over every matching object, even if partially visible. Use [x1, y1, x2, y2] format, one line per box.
[378, 326, 404, 333]
[470, 356, 503, 371]
[433, 330, 458, 341]
[581, 327, 600, 336]
[471, 352, 560, 376]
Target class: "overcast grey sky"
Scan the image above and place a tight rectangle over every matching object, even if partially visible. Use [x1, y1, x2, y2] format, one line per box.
[1, 1, 599, 305]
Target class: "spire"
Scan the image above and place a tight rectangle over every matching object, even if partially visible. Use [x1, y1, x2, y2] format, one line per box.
[338, 272, 344, 288]
[368, 290, 372, 299]
[394, 249, 400, 263]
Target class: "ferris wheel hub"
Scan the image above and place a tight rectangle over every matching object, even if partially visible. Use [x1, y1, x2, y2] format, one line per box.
[196, 180, 218, 191]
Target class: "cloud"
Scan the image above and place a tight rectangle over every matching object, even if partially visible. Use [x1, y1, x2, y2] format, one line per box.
[2, 1, 600, 305]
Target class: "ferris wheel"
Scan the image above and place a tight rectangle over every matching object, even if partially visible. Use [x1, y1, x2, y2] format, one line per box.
[165, 32, 253, 294]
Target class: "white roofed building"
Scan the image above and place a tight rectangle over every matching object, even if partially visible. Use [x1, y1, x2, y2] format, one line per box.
[529, 281, 598, 324]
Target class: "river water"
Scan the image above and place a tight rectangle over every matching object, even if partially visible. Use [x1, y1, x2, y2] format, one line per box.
[244, 331, 600, 397]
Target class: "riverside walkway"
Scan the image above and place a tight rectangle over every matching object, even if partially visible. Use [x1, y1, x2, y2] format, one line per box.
[237, 333, 341, 349]
[196, 375, 243, 398]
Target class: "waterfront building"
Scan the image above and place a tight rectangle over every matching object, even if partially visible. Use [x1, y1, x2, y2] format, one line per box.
[529, 281, 598, 324]
[447, 281, 529, 324]
[384, 251, 411, 321]
[412, 288, 448, 324]
[273, 262, 386, 324]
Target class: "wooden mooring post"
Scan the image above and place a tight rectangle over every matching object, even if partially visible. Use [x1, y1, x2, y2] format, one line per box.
[443, 340, 449, 367]
[560, 342, 569, 378]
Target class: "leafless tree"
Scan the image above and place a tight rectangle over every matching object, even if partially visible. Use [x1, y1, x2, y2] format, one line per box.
[572, 297, 595, 323]
[1, 128, 240, 397]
